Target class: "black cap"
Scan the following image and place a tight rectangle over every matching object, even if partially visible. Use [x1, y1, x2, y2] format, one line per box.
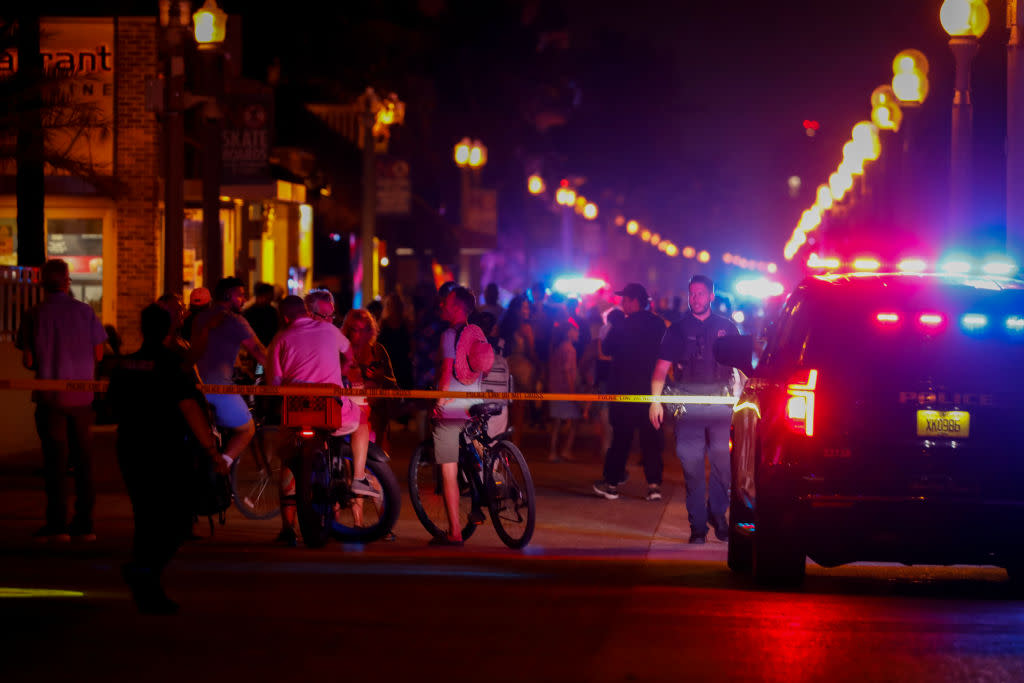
[615, 282, 649, 303]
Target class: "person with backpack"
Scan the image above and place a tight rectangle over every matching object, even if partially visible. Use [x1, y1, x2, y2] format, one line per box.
[108, 304, 227, 615]
[431, 286, 493, 545]
[469, 310, 513, 438]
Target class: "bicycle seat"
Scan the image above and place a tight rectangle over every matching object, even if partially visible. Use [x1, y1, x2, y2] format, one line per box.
[469, 402, 503, 419]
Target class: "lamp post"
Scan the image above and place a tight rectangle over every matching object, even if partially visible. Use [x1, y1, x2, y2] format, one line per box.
[1009, 0, 1024, 259]
[940, 0, 990, 242]
[358, 89, 404, 307]
[555, 181, 576, 268]
[454, 138, 486, 286]
[159, 0, 190, 296]
[193, 0, 227, 286]
[890, 50, 929, 229]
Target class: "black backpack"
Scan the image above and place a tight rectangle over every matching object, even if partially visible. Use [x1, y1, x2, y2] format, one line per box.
[190, 436, 232, 532]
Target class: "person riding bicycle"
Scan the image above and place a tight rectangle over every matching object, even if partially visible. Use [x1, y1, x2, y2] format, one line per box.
[191, 277, 267, 469]
[431, 286, 494, 546]
[266, 295, 373, 546]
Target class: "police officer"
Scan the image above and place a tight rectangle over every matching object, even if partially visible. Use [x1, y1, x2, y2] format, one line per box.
[650, 275, 738, 543]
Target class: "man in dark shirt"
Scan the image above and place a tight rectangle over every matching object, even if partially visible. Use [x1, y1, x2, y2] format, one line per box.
[108, 304, 225, 614]
[650, 274, 739, 543]
[593, 283, 667, 501]
[243, 282, 280, 349]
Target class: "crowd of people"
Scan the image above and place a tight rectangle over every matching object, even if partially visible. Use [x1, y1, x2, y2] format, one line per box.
[15, 258, 745, 612]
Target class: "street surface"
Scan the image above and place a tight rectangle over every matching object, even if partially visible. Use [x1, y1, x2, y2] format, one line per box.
[2, 423, 1023, 682]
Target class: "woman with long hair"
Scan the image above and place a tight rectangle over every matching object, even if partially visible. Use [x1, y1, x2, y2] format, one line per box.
[341, 309, 398, 452]
[498, 295, 537, 441]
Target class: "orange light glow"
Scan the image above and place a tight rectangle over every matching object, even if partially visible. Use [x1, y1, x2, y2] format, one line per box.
[527, 174, 545, 195]
[852, 257, 881, 271]
[698, 250, 710, 263]
[683, 246, 696, 259]
[650, 233, 661, 246]
[626, 220, 639, 234]
[640, 230, 652, 242]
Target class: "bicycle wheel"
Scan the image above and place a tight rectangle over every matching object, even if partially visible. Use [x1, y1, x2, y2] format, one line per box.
[331, 454, 402, 544]
[408, 441, 478, 542]
[292, 438, 333, 548]
[231, 432, 282, 520]
[486, 440, 536, 549]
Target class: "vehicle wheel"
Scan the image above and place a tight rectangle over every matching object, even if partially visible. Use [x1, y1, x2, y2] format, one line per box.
[752, 502, 805, 586]
[408, 441, 477, 542]
[292, 440, 332, 549]
[231, 434, 281, 520]
[330, 457, 401, 544]
[727, 490, 753, 574]
[486, 441, 536, 549]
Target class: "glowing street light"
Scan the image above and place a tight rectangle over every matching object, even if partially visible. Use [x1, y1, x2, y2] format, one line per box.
[626, 219, 639, 234]
[583, 202, 598, 220]
[192, 0, 227, 47]
[527, 174, 545, 195]
[640, 229, 652, 242]
[683, 246, 696, 259]
[649, 233, 661, 246]
[698, 250, 711, 263]
[941, 0, 989, 239]
[891, 49, 930, 105]
[454, 138, 487, 168]
[555, 185, 576, 207]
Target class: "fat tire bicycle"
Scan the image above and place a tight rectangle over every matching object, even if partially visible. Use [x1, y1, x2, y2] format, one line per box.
[408, 402, 536, 549]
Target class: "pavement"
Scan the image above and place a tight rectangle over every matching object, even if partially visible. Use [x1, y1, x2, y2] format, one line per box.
[0, 416, 728, 564]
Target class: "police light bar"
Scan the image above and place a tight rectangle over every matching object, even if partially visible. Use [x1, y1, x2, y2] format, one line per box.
[552, 276, 608, 297]
[734, 278, 785, 299]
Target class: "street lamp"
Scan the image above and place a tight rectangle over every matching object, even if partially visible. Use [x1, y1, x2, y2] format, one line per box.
[527, 174, 545, 195]
[555, 180, 576, 266]
[193, 0, 228, 285]
[941, 0, 990, 241]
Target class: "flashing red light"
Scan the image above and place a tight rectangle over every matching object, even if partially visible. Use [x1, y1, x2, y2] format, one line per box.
[852, 257, 881, 271]
[785, 369, 818, 437]
[875, 312, 901, 325]
[803, 119, 820, 131]
[560, 178, 569, 188]
[917, 312, 946, 330]
[300, 429, 316, 437]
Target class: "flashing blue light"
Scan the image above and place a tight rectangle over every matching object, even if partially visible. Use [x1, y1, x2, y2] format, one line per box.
[1007, 316, 1024, 334]
[961, 313, 988, 331]
[940, 259, 972, 274]
[552, 276, 607, 297]
[734, 278, 784, 299]
[983, 259, 1017, 276]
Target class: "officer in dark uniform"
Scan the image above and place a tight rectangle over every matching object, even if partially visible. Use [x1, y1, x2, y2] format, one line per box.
[650, 275, 738, 543]
[108, 304, 226, 614]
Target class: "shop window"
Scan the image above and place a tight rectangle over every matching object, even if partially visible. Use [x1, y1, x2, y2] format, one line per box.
[46, 218, 103, 314]
[0, 218, 16, 266]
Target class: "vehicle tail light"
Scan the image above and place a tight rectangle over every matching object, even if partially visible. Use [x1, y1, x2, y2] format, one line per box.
[875, 311, 901, 326]
[785, 369, 818, 437]
[300, 429, 316, 437]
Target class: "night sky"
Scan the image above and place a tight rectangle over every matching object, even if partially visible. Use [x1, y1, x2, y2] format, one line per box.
[36, 0, 1017, 273]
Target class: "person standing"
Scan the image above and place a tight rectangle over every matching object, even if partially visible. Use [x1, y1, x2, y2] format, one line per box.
[243, 282, 280, 349]
[479, 282, 504, 322]
[592, 283, 666, 501]
[547, 320, 581, 462]
[649, 274, 739, 544]
[108, 304, 226, 614]
[181, 287, 211, 342]
[15, 259, 107, 541]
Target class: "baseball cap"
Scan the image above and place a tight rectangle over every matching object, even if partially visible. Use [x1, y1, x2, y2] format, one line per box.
[189, 287, 212, 307]
[614, 283, 649, 303]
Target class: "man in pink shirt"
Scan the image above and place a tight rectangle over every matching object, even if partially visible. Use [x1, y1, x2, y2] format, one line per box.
[266, 296, 373, 546]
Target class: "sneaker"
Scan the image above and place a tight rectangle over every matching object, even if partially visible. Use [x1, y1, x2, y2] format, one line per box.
[350, 477, 382, 500]
[68, 519, 96, 542]
[714, 524, 729, 542]
[592, 481, 620, 500]
[645, 484, 663, 502]
[688, 532, 707, 545]
[616, 470, 630, 486]
[274, 527, 298, 547]
[33, 524, 70, 543]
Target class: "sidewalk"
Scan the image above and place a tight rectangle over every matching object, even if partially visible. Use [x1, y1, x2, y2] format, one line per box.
[0, 420, 728, 563]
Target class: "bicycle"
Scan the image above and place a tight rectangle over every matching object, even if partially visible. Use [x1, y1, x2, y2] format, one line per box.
[284, 388, 401, 547]
[228, 372, 282, 520]
[408, 402, 536, 549]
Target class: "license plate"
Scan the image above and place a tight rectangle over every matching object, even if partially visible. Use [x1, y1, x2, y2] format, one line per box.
[916, 410, 970, 438]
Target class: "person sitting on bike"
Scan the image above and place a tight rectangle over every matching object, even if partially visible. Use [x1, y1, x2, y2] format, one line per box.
[431, 286, 493, 545]
[190, 277, 267, 469]
[266, 295, 373, 546]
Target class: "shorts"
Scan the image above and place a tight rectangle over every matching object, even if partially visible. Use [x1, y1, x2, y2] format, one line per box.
[431, 419, 464, 465]
[205, 393, 252, 430]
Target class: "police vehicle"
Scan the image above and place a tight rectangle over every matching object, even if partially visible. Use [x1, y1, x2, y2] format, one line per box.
[715, 270, 1024, 584]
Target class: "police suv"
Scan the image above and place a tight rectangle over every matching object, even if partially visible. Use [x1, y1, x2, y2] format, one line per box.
[715, 271, 1024, 584]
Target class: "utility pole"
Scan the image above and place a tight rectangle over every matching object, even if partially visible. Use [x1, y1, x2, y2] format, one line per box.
[161, 0, 187, 296]
[1008, 0, 1024, 259]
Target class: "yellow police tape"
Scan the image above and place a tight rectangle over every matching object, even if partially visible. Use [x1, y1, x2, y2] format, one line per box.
[0, 378, 738, 406]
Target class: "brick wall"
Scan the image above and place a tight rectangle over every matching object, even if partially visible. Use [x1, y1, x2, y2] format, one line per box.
[114, 17, 160, 350]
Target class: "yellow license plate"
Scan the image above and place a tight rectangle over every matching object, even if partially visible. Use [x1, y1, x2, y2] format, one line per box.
[916, 410, 970, 438]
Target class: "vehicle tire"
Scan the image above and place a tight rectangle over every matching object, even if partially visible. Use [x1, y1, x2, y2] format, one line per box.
[292, 439, 332, 549]
[330, 457, 401, 544]
[752, 501, 806, 586]
[231, 434, 282, 520]
[727, 489, 753, 574]
[486, 441, 536, 549]
[408, 441, 478, 542]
